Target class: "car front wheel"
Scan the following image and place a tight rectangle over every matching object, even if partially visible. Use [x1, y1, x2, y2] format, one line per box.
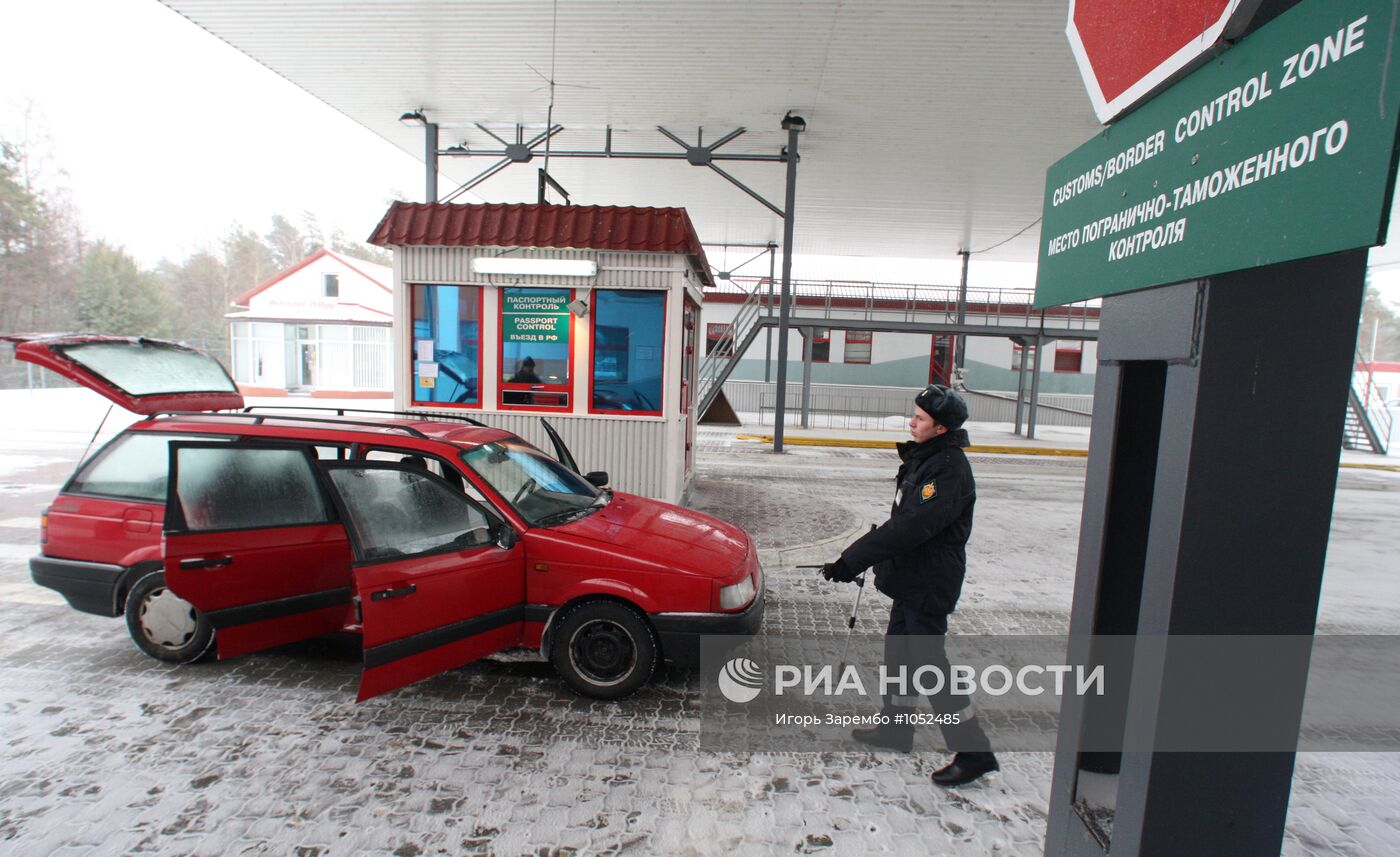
[550, 601, 656, 700]
[124, 571, 214, 664]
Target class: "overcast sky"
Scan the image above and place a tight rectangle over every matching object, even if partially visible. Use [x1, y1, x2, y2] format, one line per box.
[2, 0, 1399, 312]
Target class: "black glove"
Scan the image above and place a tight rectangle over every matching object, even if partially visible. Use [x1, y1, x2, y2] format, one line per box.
[821, 558, 859, 583]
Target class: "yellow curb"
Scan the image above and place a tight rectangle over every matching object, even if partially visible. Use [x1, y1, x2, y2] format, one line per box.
[735, 434, 1089, 457]
[734, 434, 1400, 469]
[1340, 462, 1400, 472]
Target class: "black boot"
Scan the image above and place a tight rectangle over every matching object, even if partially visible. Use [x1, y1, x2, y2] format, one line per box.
[931, 751, 999, 786]
[851, 719, 914, 752]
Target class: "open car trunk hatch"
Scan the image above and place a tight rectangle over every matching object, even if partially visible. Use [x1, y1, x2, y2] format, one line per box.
[2, 333, 244, 415]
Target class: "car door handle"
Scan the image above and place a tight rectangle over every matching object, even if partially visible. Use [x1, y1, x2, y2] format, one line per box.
[370, 584, 417, 602]
[179, 556, 232, 570]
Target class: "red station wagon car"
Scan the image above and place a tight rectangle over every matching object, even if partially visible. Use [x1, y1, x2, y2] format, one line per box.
[6, 334, 763, 700]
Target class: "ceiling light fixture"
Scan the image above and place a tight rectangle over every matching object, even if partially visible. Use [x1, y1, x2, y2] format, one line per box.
[472, 258, 598, 277]
[399, 110, 428, 127]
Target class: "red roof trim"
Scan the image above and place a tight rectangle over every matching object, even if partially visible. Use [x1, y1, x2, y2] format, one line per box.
[232, 248, 392, 307]
[367, 202, 713, 286]
[1359, 361, 1400, 372]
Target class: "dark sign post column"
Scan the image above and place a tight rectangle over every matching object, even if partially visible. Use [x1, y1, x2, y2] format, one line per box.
[1042, 1, 1394, 854]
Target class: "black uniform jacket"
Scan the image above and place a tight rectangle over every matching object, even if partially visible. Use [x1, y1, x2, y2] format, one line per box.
[839, 429, 975, 616]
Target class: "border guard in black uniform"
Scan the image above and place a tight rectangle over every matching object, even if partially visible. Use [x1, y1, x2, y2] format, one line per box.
[821, 384, 998, 787]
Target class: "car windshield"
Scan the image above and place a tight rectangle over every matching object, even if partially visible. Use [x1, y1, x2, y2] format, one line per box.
[460, 440, 602, 527]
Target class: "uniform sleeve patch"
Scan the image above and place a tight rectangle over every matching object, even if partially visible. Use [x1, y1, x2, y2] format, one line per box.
[919, 481, 937, 502]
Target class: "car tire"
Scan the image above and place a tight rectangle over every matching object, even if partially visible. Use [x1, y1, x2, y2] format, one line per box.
[124, 571, 214, 664]
[550, 600, 656, 700]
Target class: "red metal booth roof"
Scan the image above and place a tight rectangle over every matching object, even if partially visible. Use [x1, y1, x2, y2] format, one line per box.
[368, 202, 713, 285]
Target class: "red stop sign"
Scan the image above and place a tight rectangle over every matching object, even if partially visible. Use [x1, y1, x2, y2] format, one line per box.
[1068, 0, 1253, 123]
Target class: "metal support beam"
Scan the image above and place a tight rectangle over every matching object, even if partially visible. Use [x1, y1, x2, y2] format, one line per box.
[955, 249, 970, 371]
[1027, 336, 1044, 440]
[764, 246, 776, 384]
[771, 115, 804, 453]
[800, 328, 814, 429]
[439, 124, 565, 201]
[1014, 337, 1030, 435]
[424, 121, 439, 203]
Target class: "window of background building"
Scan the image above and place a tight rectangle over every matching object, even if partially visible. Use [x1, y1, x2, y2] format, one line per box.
[591, 289, 665, 414]
[706, 323, 733, 356]
[411, 284, 481, 406]
[1054, 340, 1084, 373]
[805, 328, 830, 363]
[323, 273, 339, 298]
[229, 321, 284, 385]
[500, 287, 572, 409]
[844, 330, 872, 364]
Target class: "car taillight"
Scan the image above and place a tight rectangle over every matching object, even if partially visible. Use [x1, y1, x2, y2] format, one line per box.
[39, 508, 48, 545]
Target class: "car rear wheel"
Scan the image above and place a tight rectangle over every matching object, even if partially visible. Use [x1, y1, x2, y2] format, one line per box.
[550, 601, 656, 700]
[124, 571, 214, 664]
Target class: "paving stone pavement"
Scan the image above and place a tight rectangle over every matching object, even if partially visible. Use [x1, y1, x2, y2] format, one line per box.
[0, 426, 1396, 855]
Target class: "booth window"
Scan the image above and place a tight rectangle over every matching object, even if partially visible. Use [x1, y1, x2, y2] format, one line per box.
[500, 287, 572, 409]
[1055, 340, 1084, 373]
[591, 289, 665, 414]
[323, 273, 339, 298]
[1012, 342, 1038, 371]
[706, 323, 733, 356]
[805, 328, 830, 362]
[410, 284, 482, 406]
[844, 330, 872, 364]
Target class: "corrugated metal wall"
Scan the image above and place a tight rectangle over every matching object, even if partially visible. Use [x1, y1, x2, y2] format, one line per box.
[442, 411, 673, 499]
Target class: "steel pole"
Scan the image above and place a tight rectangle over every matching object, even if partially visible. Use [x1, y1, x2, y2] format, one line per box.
[955, 249, 970, 372]
[1028, 336, 1045, 440]
[425, 121, 439, 202]
[772, 117, 804, 453]
[1015, 338, 1029, 435]
[800, 328, 813, 428]
[764, 246, 776, 383]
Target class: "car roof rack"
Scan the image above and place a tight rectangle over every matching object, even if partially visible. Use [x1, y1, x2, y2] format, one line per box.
[241, 405, 489, 428]
[155, 410, 431, 440]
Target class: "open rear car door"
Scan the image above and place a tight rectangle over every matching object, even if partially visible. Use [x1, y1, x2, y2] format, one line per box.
[321, 461, 526, 701]
[163, 443, 354, 659]
[2, 334, 244, 414]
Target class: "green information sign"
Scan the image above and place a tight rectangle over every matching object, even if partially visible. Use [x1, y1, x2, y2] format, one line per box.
[502, 289, 570, 343]
[1035, 0, 1400, 308]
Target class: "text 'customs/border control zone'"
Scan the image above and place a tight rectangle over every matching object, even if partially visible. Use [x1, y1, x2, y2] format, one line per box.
[1035, 0, 1400, 308]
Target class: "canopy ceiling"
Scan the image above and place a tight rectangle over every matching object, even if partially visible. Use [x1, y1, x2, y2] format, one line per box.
[161, 1, 1105, 264]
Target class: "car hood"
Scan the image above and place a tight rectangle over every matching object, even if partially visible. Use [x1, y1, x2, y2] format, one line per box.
[1, 333, 244, 415]
[554, 491, 752, 579]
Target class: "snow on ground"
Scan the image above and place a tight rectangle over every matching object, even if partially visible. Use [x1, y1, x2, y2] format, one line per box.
[0, 388, 1395, 855]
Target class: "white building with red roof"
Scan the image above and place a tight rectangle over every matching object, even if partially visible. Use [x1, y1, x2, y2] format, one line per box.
[226, 248, 393, 397]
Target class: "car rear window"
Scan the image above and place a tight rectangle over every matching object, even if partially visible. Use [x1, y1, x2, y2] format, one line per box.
[68, 433, 231, 502]
[55, 340, 237, 396]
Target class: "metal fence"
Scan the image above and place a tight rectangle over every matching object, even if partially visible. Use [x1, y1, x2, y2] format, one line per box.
[720, 380, 1094, 429]
[710, 277, 1101, 333]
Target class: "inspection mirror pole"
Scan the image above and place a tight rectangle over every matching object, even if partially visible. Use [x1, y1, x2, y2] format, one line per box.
[772, 113, 804, 453]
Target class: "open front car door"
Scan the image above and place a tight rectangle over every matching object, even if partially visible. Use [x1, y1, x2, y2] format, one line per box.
[163, 443, 354, 659]
[322, 462, 526, 702]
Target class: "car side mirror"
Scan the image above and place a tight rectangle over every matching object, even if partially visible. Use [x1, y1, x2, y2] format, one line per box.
[585, 471, 609, 488]
[496, 525, 518, 550]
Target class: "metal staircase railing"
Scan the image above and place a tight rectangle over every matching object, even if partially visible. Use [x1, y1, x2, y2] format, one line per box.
[696, 283, 766, 417]
[1344, 348, 1392, 454]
